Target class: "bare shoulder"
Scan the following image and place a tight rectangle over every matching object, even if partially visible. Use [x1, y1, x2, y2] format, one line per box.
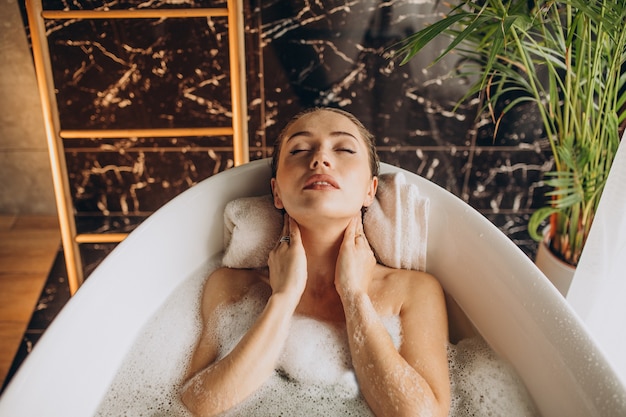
[377, 265, 443, 293]
[199, 267, 269, 318]
[204, 267, 267, 296]
[372, 265, 445, 315]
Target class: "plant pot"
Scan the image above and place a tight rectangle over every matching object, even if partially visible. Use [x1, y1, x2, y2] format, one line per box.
[535, 237, 576, 297]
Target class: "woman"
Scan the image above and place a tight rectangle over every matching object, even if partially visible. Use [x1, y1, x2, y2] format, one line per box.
[181, 107, 451, 417]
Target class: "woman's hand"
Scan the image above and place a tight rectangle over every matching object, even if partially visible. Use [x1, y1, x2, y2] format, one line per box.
[335, 216, 377, 297]
[267, 214, 308, 303]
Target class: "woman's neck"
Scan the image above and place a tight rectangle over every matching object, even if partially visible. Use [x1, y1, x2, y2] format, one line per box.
[292, 220, 351, 322]
[298, 222, 345, 289]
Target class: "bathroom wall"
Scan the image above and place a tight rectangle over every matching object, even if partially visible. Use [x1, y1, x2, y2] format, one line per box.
[0, 0, 56, 215]
[18, 0, 551, 272]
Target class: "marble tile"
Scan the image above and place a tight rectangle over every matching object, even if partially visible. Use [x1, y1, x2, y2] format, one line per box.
[466, 149, 552, 211]
[255, 1, 473, 137]
[66, 149, 234, 214]
[48, 16, 232, 130]
[378, 148, 469, 198]
[474, 101, 550, 149]
[483, 212, 538, 260]
[26, 252, 71, 331]
[80, 243, 119, 277]
[75, 215, 147, 235]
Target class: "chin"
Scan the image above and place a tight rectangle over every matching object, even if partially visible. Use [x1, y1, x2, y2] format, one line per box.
[295, 208, 358, 224]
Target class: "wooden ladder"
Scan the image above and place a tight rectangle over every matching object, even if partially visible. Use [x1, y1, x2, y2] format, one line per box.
[25, 0, 248, 294]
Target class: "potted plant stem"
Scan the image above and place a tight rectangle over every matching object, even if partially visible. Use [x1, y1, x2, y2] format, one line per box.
[392, 0, 626, 274]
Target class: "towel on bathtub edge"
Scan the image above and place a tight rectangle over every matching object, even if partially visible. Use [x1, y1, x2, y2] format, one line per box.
[222, 172, 429, 272]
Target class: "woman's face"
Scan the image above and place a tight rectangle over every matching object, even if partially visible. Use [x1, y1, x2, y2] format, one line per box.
[271, 110, 378, 223]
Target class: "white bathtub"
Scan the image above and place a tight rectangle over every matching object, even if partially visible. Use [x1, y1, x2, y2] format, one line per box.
[0, 159, 624, 417]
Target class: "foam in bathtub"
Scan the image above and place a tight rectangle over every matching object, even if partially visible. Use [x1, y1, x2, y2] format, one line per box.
[94, 272, 538, 417]
[448, 337, 538, 417]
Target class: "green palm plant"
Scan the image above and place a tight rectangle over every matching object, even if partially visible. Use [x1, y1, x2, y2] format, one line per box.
[394, 0, 626, 266]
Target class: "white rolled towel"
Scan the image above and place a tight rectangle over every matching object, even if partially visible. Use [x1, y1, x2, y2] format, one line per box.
[222, 172, 429, 272]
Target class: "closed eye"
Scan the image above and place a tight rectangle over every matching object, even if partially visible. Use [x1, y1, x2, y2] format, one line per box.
[336, 148, 356, 154]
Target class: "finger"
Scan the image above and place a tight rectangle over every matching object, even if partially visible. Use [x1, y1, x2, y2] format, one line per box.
[341, 217, 357, 246]
[354, 216, 368, 245]
[356, 215, 364, 235]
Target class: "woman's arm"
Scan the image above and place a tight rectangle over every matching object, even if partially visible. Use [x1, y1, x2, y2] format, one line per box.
[181, 216, 308, 417]
[336, 217, 450, 417]
[341, 274, 450, 417]
[180, 269, 298, 416]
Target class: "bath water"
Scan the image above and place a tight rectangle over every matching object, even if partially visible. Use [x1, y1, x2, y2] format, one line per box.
[94, 264, 539, 416]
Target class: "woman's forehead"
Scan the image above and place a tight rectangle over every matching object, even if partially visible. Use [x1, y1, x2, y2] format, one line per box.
[286, 110, 361, 137]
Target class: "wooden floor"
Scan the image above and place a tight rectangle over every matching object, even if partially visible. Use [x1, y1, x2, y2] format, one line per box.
[0, 215, 60, 388]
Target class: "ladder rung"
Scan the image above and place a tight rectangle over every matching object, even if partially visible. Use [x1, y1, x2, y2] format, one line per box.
[75, 233, 128, 243]
[60, 127, 234, 139]
[41, 8, 229, 20]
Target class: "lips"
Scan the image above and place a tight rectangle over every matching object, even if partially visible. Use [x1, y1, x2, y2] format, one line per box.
[303, 174, 339, 190]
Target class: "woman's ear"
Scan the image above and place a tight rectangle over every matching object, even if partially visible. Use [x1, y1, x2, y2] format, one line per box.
[270, 178, 284, 209]
[362, 176, 378, 208]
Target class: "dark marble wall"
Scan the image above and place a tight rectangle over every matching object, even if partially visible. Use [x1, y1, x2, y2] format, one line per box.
[24, 0, 551, 274]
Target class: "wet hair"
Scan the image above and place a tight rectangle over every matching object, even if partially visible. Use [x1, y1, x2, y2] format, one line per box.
[270, 107, 380, 179]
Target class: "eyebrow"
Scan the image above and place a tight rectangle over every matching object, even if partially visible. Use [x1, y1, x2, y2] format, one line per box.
[286, 130, 359, 142]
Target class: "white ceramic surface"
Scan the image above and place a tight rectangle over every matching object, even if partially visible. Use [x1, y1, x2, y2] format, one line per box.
[568, 133, 626, 388]
[0, 159, 624, 417]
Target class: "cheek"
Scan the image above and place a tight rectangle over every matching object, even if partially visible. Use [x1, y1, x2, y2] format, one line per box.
[347, 173, 375, 205]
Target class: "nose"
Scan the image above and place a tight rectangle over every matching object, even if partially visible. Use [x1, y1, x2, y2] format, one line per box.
[310, 149, 331, 169]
